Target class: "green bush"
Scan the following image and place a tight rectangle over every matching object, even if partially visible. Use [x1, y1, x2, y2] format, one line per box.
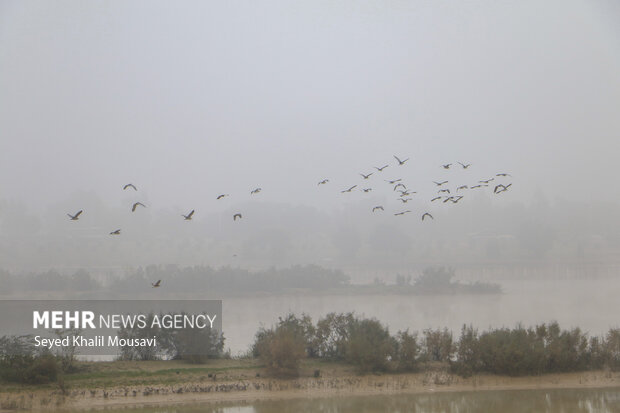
[254, 325, 306, 377]
[0, 355, 58, 384]
[345, 318, 395, 373]
[395, 330, 420, 372]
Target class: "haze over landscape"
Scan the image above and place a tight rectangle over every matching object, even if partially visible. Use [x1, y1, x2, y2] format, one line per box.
[1, 0, 620, 349]
[4, 7, 620, 412]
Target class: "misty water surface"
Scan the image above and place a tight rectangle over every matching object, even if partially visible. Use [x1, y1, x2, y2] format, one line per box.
[60, 388, 620, 413]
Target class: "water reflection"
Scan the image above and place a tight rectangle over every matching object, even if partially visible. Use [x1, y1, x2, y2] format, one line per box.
[74, 388, 620, 413]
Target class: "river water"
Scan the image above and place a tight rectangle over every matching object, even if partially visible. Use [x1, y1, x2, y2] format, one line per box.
[221, 277, 620, 355]
[64, 388, 620, 412]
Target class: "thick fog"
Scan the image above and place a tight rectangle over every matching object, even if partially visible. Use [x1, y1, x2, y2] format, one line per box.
[1, 0, 619, 275]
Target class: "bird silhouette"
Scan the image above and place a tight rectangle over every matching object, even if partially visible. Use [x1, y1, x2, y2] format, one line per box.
[109, 229, 121, 235]
[374, 165, 389, 172]
[494, 183, 512, 193]
[398, 198, 413, 203]
[372, 206, 384, 212]
[360, 173, 373, 179]
[385, 179, 402, 184]
[362, 188, 372, 193]
[341, 185, 357, 193]
[394, 210, 411, 216]
[442, 196, 454, 203]
[393, 155, 409, 165]
[251, 188, 262, 194]
[496, 173, 511, 177]
[394, 183, 407, 191]
[123, 183, 137, 191]
[433, 181, 448, 186]
[233, 213, 242, 221]
[182, 210, 195, 220]
[438, 189, 450, 194]
[132, 202, 146, 212]
[451, 196, 464, 203]
[458, 162, 471, 169]
[479, 178, 494, 184]
[431, 196, 442, 202]
[152, 280, 161, 288]
[398, 190, 414, 196]
[457, 185, 468, 191]
[216, 194, 229, 200]
[421, 212, 433, 221]
[318, 179, 329, 185]
[471, 184, 487, 189]
[67, 210, 83, 220]
[442, 163, 452, 169]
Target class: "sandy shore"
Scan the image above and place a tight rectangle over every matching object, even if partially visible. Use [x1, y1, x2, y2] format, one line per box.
[1, 370, 619, 411]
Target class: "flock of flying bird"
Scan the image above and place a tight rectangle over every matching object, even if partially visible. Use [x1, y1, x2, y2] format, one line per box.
[65, 155, 511, 287]
[317, 155, 512, 221]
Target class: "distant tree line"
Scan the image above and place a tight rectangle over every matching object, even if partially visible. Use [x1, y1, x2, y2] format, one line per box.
[252, 313, 620, 377]
[0, 264, 350, 294]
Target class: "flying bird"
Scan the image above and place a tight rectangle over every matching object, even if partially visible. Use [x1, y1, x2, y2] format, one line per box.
[233, 213, 242, 221]
[341, 185, 357, 193]
[442, 164, 452, 169]
[433, 181, 448, 186]
[67, 210, 83, 221]
[398, 190, 414, 196]
[182, 210, 195, 220]
[494, 183, 512, 193]
[394, 210, 411, 216]
[451, 196, 464, 203]
[385, 179, 402, 184]
[496, 173, 511, 177]
[132, 202, 146, 212]
[372, 206, 384, 212]
[471, 184, 486, 189]
[442, 197, 454, 203]
[374, 165, 389, 172]
[251, 188, 262, 194]
[394, 183, 407, 191]
[431, 196, 442, 202]
[362, 188, 372, 193]
[360, 173, 373, 179]
[152, 280, 161, 288]
[216, 194, 229, 200]
[109, 229, 121, 235]
[438, 189, 450, 194]
[479, 178, 494, 184]
[393, 155, 409, 165]
[421, 213, 433, 221]
[398, 198, 413, 203]
[318, 179, 329, 185]
[123, 183, 137, 191]
[457, 185, 468, 191]
[458, 162, 471, 169]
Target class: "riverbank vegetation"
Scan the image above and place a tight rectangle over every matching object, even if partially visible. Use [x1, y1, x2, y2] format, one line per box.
[251, 314, 620, 377]
[1, 315, 619, 387]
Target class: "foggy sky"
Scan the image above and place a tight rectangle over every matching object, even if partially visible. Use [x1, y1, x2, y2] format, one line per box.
[1, 0, 619, 214]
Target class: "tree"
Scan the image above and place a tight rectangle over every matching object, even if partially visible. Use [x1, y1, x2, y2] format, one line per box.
[345, 318, 395, 373]
[395, 330, 419, 372]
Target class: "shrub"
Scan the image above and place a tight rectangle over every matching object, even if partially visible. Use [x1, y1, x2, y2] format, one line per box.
[315, 312, 355, 360]
[345, 318, 395, 373]
[254, 325, 306, 377]
[395, 330, 419, 372]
